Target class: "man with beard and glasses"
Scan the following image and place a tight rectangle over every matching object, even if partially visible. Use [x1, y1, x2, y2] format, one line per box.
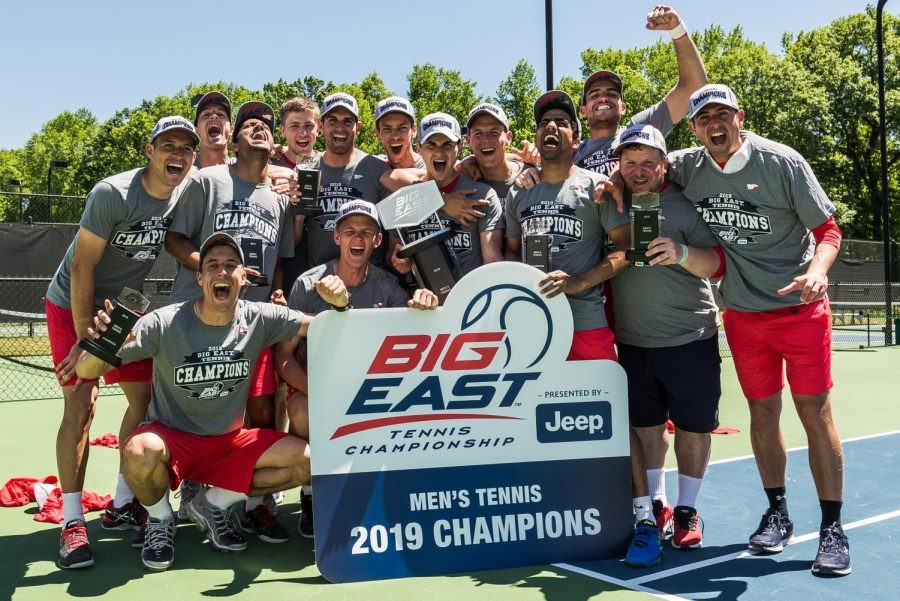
[164, 102, 295, 543]
[47, 116, 198, 569]
[504, 91, 630, 360]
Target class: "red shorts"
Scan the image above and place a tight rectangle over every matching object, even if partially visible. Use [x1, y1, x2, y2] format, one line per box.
[567, 327, 618, 361]
[722, 298, 833, 399]
[129, 421, 288, 494]
[248, 346, 276, 397]
[46, 299, 152, 387]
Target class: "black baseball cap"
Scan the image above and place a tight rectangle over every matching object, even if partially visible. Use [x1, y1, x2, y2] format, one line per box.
[193, 91, 232, 125]
[199, 232, 244, 266]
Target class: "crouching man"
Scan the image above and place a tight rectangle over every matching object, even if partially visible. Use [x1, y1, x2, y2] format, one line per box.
[76, 232, 350, 571]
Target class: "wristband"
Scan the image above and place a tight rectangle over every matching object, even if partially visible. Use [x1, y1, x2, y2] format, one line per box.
[668, 22, 688, 39]
[677, 244, 688, 266]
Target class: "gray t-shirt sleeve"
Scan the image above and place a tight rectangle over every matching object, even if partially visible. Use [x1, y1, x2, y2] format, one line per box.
[79, 182, 127, 240]
[788, 155, 835, 229]
[629, 98, 676, 137]
[257, 302, 305, 346]
[118, 310, 162, 364]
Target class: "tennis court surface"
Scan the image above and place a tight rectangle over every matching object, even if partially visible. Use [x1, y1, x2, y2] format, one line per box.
[2, 346, 898, 600]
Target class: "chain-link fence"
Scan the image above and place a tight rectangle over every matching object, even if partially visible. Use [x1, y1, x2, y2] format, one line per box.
[1, 192, 87, 224]
[2, 274, 897, 402]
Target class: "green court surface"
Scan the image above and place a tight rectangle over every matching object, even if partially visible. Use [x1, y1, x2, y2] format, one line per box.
[1, 346, 898, 600]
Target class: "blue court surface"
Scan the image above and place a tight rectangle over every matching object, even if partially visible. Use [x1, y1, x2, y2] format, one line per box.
[554, 431, 900, 600]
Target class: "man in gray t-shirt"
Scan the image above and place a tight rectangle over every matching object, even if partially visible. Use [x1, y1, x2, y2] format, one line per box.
[47, 116, 198, 571]
[276, 200, 438, 538]
[77, 232, 351, 572]
[669, 84, 849, 576]
[607, 125, 724, 564]
[575, 7, 706, 178]
[505, 91, 630, 361]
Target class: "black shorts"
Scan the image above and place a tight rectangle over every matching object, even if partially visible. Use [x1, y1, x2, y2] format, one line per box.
[618, 336, 721, 433]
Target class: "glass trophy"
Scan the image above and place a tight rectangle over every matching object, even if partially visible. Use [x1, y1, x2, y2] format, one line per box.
[78, 287, 150, 367]
[376, 181, 457, 304]
[625, 191, 661, 266]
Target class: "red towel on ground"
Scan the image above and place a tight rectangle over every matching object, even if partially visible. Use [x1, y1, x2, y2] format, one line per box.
[89, 433, 119, 448]
[0, 475, 58, 507]
[34, 489, 112, 524]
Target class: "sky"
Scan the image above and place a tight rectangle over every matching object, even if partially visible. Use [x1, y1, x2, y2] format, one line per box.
[0, 0, 891, 150]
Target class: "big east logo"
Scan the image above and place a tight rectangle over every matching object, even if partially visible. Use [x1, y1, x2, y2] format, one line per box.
[331, 284, 555, 439]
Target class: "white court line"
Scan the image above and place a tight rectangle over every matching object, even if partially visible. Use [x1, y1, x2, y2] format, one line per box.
[557, 432, 900, 592]
[552, 562, 691, 600]
[661, 429, 900, 471]
[625, 508, 900, 586]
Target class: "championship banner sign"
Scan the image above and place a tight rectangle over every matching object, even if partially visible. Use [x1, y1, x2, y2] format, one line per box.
[307, 262, 631, 583]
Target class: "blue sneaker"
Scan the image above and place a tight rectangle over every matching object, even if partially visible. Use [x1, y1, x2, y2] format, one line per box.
[812, 523, 851, 576]
[748, 508, 794, 553]
[625, 519, 662, 568]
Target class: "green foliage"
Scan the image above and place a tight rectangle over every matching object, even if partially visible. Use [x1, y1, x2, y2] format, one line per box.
[494, 59, 541, 146]
[407, 63, 482, 130]
[3, 11, 897, 241]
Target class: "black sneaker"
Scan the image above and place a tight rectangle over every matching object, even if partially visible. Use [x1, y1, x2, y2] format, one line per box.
[176, 480, 203, 521]
[812, 523, 851, 576]
[186, 488, 247, 553]
[131, 524, 145, 549]
[141, 517, 176, 571]
[748, 507, 794, 553]
[298, 490, 314, 539]
[241, 504, 290, 543]
[101, 499, 148, 531]
[58, 519, 94, 569]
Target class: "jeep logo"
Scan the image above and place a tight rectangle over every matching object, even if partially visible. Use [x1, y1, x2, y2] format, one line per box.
[535, 401, 612, 443]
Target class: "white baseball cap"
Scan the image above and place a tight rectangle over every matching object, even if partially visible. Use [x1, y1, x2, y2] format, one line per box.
[689, 84, 740, 119]
[336, 200, 380, 227]
[613, 124, 667, 156]
[419, 112, 462, 143]
[466, 103, 509, 130]
[322, 92, 360, 119]
[375, 96, 416, 123]
[149, 116, 199, 145]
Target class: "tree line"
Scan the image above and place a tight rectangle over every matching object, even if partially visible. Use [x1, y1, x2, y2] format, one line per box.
[0, 9, 896, 241]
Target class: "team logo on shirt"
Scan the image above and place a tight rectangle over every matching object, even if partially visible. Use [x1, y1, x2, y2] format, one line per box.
[577, 148, 619, 177]
[695, 193, 772, 245]
[316, 182, 367, 231]
[110, 216, 172, 261]
[519, 202, 583, 250]
[213, 198, 279, 247]
[405, 215, 474, 255]
[174, 348, 251, 399]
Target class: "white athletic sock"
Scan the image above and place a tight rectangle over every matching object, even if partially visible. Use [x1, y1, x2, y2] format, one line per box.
[62, 491, 84, 525]
[144, 493, 173, 521]
[245, 496, 264, 511]
[205, 487, 247, 510]
[676, 473, 704, 509]
[646, 468, 668, 505]
[113, 473, 133, 508]
[301, 485, 312, 495]
[633, 495, 652, 522]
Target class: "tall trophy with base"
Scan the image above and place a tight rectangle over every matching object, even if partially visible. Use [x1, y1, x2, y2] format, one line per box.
[625, 191, 661, 267]
[78, 287, 150, 367]
[288, 167, 322, 216]
[376, 180, 456, 304]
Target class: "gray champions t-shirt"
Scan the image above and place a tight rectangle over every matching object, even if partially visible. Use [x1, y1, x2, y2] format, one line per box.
[505, 168, 630, 331]
[307, 151, 390, 268]
[288, 260, 410, 314]
[610, 184, 720, 348]
[168, 164, 294, 303]
[47, 168, 182, 309]
[400, 175, 504, 276]
[668, 132, 835, 312]
[118, 300, 303, 435]
[574, 100, 674, 178]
